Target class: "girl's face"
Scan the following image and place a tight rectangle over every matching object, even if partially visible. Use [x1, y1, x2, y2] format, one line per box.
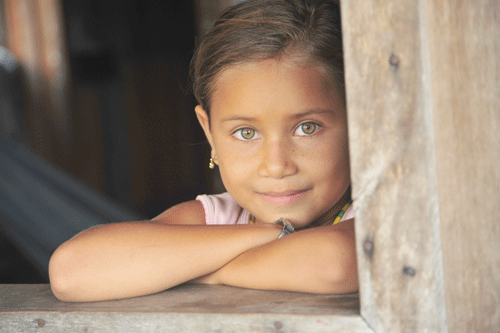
[196, 59, 350, 229]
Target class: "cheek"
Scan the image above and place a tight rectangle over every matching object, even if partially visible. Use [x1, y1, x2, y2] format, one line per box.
[308, 133, 349, 176]
[216, 146, 255, 183]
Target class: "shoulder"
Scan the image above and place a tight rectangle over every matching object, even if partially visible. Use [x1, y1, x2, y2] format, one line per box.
[196, 192, 239, 213]
[152, 193, 250, 225]
[152, 200, 206, 225]
[197, 192, 250, 225]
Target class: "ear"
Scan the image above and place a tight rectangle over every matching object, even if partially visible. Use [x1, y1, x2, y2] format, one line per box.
[195, 105, 216, 156]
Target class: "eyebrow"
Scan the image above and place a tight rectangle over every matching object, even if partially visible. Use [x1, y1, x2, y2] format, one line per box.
[220, 116, 257, 123]
[291, 109, 333, 119]
[219, 109, 333, 123]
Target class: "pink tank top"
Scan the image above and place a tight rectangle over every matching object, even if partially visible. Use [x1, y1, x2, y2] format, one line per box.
[196, 192, 354, 225]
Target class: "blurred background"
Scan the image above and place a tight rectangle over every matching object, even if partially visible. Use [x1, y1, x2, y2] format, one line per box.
[0, 0, 242, 283]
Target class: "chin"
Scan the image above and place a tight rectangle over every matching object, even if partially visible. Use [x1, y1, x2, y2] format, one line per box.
[254, 206, 317, 227]
[281, 215, 314, 229]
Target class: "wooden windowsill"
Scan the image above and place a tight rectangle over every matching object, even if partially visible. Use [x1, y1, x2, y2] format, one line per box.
[0, 284, 372, 332]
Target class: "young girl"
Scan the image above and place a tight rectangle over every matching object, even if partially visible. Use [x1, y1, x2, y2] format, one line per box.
[49, 0, 358, 302]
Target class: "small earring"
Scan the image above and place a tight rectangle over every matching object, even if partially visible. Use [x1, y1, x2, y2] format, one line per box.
[209, 157, 215, 169]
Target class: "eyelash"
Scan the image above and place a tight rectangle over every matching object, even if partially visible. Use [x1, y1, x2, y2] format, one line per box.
[293, 122, 321, 136]
[233, 122, 321, 141]
[233, 128, 261, 141]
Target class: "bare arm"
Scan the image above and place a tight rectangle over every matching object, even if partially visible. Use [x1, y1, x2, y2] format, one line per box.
[49, 200, 281, 302]
[193, 219, 358, 294]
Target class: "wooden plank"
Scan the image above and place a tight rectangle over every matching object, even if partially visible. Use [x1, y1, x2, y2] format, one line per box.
[427, 0, 500, 331]
[341, 0, 447, 331]
[0, 284, 373, 333]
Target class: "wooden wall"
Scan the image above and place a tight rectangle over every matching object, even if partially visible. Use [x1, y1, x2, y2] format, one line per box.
[429, 1, 500, 331]
[342, 0, 500, 332]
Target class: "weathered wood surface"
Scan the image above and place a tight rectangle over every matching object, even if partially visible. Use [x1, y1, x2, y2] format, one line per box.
[341, 0, 447, 332]
[427, 0, 500, 332]
[0, 284, 373, 333]
[342, 0, 500, 332]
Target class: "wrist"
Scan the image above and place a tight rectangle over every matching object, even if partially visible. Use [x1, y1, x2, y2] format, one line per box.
[274, 218, 294, 238]
[255, 221, 283, 241]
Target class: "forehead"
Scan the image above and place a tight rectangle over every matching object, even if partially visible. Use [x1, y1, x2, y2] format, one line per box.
[210, 59, 341, 119]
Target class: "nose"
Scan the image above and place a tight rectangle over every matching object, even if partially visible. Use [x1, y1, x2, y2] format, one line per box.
[258, 137, 298, 179]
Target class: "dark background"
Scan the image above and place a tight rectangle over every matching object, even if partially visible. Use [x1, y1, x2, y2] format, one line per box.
[0, 0, 219, 283]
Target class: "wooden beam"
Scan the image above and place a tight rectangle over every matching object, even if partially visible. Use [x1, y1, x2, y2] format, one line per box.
[341, 0, 447, 331]
[427, 0, 500, 331]
[342, 0, 500, 331]
[0, 284, 373, 333]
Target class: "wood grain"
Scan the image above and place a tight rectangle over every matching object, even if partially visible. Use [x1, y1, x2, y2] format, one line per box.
[341, 0, 447, 331]
[342, 0, 500, 331]
[0, 284, 373, 333]
[427, 0, 500, 331]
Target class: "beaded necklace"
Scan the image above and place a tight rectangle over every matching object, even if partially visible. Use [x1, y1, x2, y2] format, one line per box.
[332, 200, 352, 225]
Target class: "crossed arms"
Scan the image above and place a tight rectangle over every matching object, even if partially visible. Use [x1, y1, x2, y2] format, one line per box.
[49, 200, 358, 302]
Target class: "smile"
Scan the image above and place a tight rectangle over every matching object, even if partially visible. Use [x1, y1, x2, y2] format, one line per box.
[258, 189, 310, 205]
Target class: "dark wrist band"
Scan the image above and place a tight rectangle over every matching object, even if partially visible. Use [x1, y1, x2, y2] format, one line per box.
[274, 218, 294, 239]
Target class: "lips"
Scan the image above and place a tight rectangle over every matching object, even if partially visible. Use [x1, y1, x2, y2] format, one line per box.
[259, 189, 310, 205]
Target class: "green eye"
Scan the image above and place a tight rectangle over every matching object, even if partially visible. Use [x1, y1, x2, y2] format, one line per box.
[300, 122, 317, 135]
[241, 128, 255, 139]
[235, 127, 258, 140]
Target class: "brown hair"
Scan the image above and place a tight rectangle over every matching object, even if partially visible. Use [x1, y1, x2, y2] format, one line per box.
[190, 0, 344, 115]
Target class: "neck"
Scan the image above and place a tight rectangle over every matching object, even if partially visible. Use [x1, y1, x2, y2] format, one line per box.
[305, 185, 352, 229]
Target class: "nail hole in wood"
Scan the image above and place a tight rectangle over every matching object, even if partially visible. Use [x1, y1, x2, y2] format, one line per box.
[37, 319, 45, 327]
[389, 53, 400, 70]
[403, 266, 416, 276]
[363, 238, 374, 259]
